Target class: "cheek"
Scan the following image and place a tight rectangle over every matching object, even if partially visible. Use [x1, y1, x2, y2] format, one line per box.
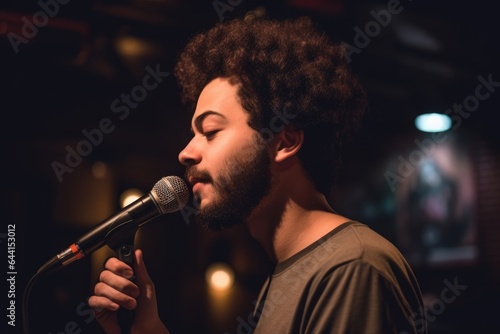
[212, 132, 256, 164]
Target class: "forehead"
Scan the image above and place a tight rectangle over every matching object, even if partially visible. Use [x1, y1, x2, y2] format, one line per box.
[192, 77, 247, 122]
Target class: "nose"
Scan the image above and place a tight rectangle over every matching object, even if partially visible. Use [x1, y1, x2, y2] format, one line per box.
[178, 138, 201, 166]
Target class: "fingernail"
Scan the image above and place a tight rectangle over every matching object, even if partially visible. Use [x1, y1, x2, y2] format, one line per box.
[122, 269, 133, 278]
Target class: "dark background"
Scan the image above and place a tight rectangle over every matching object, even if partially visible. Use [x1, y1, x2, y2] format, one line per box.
[1, 0, 499, 333]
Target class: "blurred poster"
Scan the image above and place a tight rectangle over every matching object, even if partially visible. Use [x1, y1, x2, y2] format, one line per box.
[394, 134, 477, 267]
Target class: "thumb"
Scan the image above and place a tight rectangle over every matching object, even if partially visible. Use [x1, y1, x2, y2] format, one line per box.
[134, 249, 153, 287]
[133, 249, 158, 312]
[130, 249, 163, 333]
[131, 249, 164, 332]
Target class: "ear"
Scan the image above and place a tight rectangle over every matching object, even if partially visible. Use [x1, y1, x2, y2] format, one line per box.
[273, 126, 304, 163]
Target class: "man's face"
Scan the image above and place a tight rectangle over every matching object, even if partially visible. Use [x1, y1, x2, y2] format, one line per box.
[178, 78, 273, 230]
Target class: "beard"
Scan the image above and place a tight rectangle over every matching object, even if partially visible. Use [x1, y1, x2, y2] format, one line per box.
[185, 135, 273, 231]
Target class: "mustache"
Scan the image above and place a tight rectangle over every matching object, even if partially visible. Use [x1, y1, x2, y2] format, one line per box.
[185, 166, 213, 184]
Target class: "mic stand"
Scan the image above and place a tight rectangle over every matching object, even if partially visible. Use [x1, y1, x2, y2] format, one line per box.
[105, 222, 139, 334]
[116, 239, 136, 334]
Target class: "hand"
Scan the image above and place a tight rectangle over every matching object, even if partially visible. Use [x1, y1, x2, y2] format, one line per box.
[88, 249, 170, 334]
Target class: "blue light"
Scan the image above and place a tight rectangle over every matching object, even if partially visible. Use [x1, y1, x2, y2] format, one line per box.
[415, 113, 452, 132]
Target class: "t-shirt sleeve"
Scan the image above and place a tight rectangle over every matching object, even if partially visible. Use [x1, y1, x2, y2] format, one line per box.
[296, 259, 424, 334]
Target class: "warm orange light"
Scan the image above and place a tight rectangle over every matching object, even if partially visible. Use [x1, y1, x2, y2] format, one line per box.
[119, 188, 144, 208]
[205, 262, 234, 291]
[91, 161, 108, 179]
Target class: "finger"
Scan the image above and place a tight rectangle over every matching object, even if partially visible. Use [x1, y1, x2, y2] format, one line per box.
[94, 280, 138, 310]
[88, 294, 120, 312]
[105, 257, 134, 278]
[99, 270, 140, 296]
[135, 250, 160, 302]
[88, 296, 122, 334]
[134, 249, 153, 286]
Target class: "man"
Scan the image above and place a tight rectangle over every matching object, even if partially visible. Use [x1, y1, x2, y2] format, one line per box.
[88, 17, 427, 333]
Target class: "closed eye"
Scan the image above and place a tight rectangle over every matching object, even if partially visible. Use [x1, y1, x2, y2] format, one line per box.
[203, 130, 219, 141]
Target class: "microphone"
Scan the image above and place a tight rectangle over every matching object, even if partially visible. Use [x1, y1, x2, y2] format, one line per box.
[37, 175, 189, 275]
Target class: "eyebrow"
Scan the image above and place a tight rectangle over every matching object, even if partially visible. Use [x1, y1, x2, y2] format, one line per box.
[192, 110, 227, 133]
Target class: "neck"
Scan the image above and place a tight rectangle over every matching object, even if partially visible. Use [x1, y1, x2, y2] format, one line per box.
[246, 169, 349, 263]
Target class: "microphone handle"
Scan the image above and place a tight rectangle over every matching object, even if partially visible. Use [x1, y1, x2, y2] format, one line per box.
[117, 243, 136, 334]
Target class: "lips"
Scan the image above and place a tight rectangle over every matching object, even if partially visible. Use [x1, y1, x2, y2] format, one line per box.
[192, 182, 203, 193]
[185, 168, 213, 201]
[186, 168, 211, 185]
[188, 176, 204, 188]
[187, 175, 207, 195]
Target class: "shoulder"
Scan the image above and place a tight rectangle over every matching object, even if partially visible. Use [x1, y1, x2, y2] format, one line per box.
[317, 221, 401, 263]
[313, 222, 415, 285]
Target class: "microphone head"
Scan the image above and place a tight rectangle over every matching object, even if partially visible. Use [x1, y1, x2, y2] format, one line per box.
[151, 176, 189, 213]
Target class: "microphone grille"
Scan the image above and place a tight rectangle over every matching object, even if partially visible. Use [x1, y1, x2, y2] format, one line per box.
[152, 176, 189, 213]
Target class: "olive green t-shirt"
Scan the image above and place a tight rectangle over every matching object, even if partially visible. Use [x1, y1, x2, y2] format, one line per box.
[252, 221, 426, 334]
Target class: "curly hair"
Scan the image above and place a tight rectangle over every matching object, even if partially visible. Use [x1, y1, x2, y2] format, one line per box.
[173, 16, 367, 195]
